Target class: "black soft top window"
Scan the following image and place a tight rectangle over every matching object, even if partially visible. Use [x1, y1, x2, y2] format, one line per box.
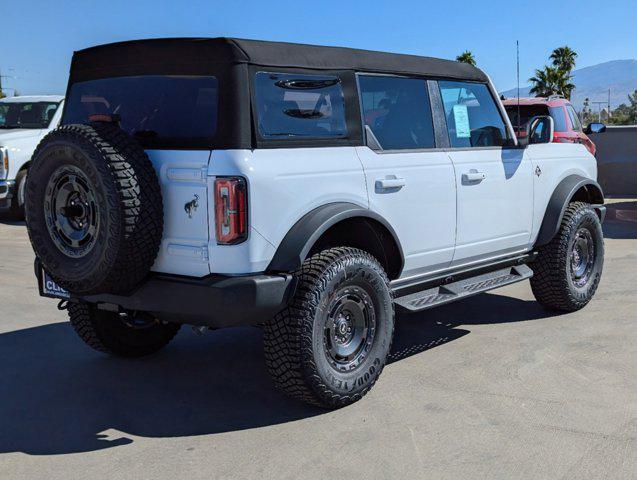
[254, 72, 347, 139]
[63, 75, 218, 149]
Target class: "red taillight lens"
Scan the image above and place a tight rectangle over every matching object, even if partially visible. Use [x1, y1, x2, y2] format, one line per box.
[214, 177, 247, 245]
[553, 135, 572, 143]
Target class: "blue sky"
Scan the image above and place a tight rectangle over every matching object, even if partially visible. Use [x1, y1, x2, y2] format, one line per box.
[1, 0, 634, 96]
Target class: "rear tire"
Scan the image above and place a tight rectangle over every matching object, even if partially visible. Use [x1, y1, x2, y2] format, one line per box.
[68, 302, 180, 358]
[264, 247, 394, 408]
[530, 202, 604, 312]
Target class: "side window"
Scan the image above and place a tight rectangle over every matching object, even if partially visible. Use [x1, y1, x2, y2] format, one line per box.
[358, 75, 434, 150]
[549, 106, 568, 132]
[566, 105, 582, 131]
[438, 81, 509, 148]
[254, 72, 347, 139]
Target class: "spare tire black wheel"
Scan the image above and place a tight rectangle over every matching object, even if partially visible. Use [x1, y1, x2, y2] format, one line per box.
[25, 123, 163, 295]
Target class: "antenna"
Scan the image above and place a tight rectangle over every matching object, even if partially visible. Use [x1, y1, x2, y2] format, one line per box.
[516, 41, 521, 137]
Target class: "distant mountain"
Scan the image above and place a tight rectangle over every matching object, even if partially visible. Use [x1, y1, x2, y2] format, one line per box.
[500, 59, 637, 110]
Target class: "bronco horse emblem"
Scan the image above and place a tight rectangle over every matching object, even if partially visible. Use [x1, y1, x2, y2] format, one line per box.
[184, 194, 200, 218]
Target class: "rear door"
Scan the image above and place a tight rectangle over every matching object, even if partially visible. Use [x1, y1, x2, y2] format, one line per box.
[355, 75, 456, 278]
[437, 80, 534, 266]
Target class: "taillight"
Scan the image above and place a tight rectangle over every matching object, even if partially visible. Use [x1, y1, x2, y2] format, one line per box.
[214, 177, 247, 245]
[553, 135, 572, 143]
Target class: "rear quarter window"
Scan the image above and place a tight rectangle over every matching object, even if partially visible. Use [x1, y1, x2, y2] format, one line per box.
[254, 72, 347, 139]
[566, 105, 582, 131]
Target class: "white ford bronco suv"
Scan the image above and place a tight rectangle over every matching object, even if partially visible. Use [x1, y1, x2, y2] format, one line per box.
[0, 95, 64, 218]
[26, 39, 605, 408]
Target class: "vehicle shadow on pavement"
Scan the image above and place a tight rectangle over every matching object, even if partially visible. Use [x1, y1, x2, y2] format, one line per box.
[0, 293, 556, 456]
[390, 292, 558, 363]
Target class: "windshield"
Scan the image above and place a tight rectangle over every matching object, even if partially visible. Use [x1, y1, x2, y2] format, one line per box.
[63, 75, 218, 149]
[0, 102, 60, 129]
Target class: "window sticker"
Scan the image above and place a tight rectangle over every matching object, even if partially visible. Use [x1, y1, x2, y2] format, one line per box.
[453, 104, 471, 138]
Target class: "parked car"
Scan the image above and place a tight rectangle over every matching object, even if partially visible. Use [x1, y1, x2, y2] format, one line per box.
[26, 39, 605, 408]
[502, 96, 601, 156]
[0, 95, 65, 218]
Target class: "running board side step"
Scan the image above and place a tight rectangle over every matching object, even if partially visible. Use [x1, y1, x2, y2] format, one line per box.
[394, 265, 533, 312]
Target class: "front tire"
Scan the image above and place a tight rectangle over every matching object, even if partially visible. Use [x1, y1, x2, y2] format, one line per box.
[530, 202, 604, 312]
[68, 302, 180, 358]
[264, 247, 394, 408]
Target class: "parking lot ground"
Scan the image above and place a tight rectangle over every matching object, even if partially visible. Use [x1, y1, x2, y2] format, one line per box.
[0, 203, 635, 480]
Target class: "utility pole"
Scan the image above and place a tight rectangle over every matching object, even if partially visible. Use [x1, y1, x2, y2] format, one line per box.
[608, 88, 611, 120]
[591, 101, 606, 122]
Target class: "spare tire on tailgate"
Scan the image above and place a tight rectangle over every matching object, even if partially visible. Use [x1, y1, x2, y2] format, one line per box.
[25, 123, 163, 295]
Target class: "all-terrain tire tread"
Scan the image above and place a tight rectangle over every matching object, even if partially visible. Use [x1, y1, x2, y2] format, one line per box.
[26, 123, 163, 294]
[530, 201, 603, 312]
[67, 302, 180, 358]
[264, 247, 394, 408]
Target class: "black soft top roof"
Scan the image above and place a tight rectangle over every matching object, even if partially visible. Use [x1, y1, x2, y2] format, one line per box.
[70, 37, 489, 82]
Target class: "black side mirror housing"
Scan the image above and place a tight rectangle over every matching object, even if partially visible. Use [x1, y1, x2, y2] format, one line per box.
[585, 122, 606, 134]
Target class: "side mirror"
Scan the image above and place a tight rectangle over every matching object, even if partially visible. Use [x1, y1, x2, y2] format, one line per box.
[527, 115, 554, 145]
[584, 122, 606, 134]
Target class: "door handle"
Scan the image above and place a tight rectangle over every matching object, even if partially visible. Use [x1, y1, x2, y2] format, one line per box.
[375, 177, 406, 191]
[462, 171, 486, 183]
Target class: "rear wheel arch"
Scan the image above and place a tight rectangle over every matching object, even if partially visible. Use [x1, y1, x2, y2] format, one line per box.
[535, 175, 604, 247]
[267, 203, 404, 279]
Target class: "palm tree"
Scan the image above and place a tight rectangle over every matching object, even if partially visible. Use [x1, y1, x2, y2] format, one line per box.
[529, 65, 575, 100]
[456, 51, 476, 66]
[550, 46, 578, 73]
[529, 66, 558, 97]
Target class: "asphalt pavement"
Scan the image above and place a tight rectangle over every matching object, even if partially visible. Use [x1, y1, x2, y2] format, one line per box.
[0, 204, 635, 479]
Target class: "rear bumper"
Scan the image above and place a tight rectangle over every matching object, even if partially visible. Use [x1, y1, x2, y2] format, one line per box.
[0, 179, 16, 210]
[35, 259, 295, 328]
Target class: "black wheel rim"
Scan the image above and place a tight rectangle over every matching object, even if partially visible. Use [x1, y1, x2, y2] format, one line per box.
[570, 227, 595, 288]
[44, 165, 99, 258]
[323, 286, 376, 372]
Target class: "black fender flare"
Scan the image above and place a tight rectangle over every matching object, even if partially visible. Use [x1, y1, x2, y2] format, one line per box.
[535, 175, 605, 246]
[267, 202, 404, 274]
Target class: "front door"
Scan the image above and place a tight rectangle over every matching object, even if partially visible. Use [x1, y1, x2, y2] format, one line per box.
[356, 75, 456, 279]
[437, 80, 534, 266]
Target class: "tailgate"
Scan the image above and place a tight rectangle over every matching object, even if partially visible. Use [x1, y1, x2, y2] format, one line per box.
[146, 149, 212, 277]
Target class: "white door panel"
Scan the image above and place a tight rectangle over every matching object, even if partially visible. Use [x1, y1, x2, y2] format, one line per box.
[146, 149, 211, 277]
[356, 147, 456, 277]
[450, 147, 534, 264]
